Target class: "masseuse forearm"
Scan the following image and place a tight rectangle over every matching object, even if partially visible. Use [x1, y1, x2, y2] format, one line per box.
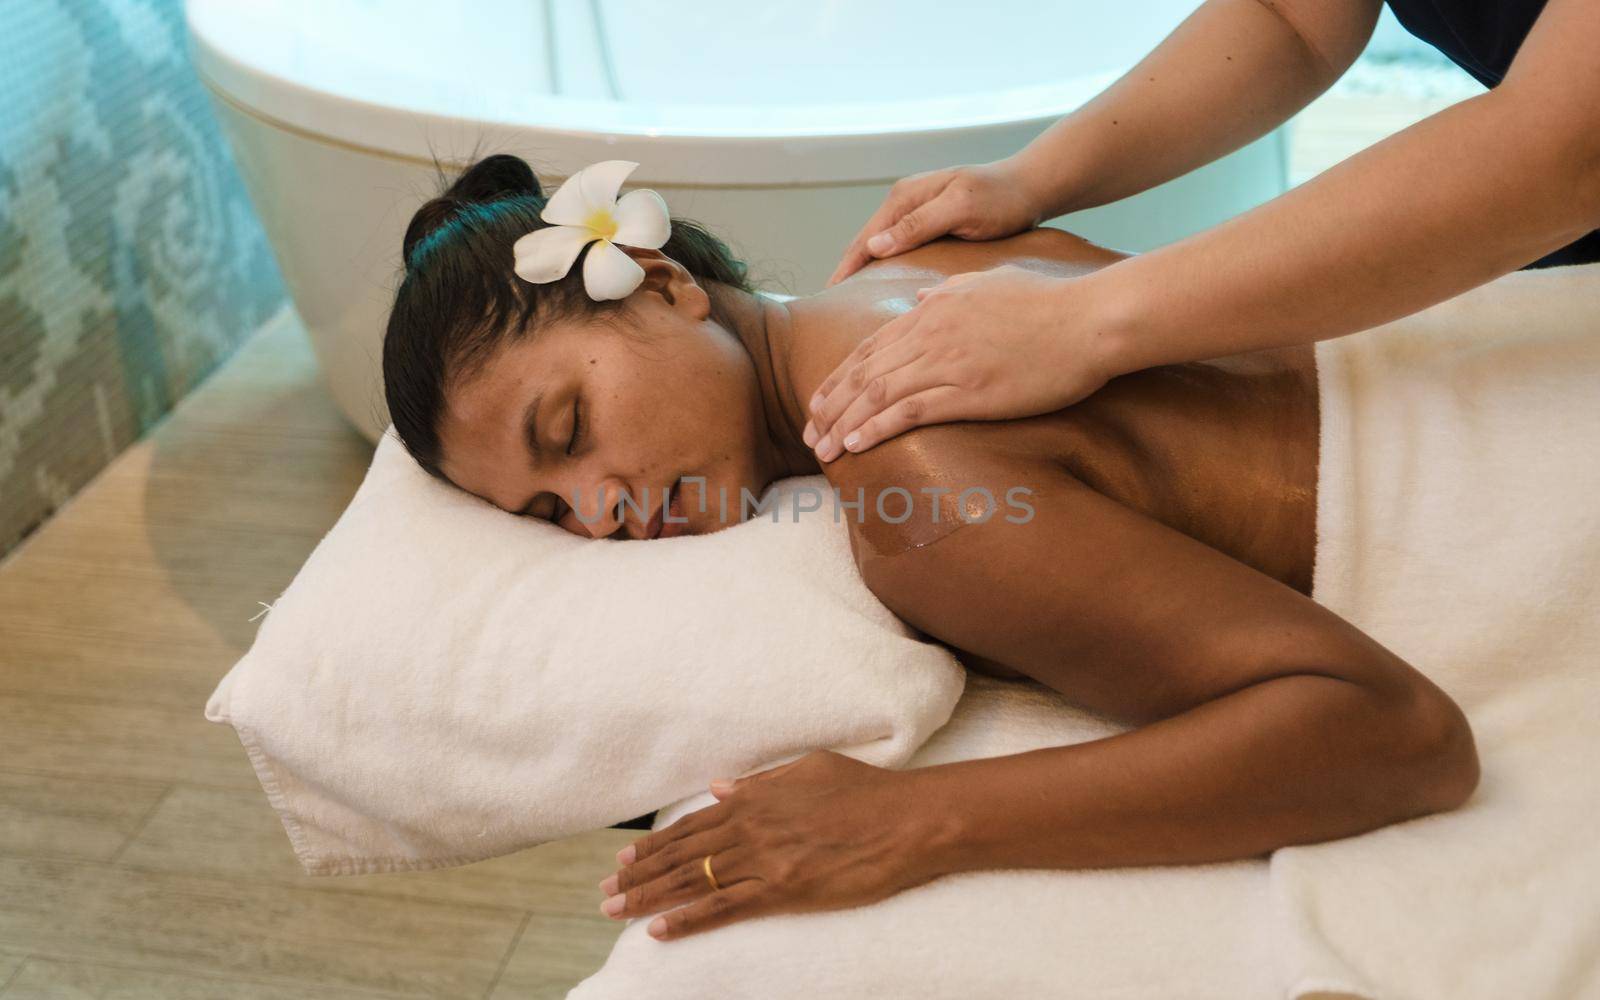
[1089, 86, 1600, 374]
[901, 673, 1473, 877]
[1013, 0, 1350, 218]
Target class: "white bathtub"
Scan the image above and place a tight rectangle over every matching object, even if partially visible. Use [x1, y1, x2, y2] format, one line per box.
[187, 0, 1287, 444]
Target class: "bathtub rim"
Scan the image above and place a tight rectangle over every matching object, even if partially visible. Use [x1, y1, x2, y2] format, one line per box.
[185, 2, 1127, 186]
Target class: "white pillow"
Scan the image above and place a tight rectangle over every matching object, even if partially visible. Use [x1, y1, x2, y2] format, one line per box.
[204, 428, 965, 876]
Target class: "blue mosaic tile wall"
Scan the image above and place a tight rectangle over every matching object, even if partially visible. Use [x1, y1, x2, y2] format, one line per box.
[1, 0, 287, 557]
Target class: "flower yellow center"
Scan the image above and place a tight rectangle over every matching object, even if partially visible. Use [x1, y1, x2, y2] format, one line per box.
[584, 208, 619, 242]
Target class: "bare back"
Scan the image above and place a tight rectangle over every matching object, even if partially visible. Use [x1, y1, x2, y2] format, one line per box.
[788, 228, 1320, 595]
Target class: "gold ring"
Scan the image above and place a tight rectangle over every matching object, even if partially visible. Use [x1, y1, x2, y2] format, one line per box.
[702, 853, 722, 891]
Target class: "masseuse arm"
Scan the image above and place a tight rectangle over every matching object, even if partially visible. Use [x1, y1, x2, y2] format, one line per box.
[827, 0, 1381, 283]
[1083, 0, 1600, 377]
[807, 0, 1600, 461]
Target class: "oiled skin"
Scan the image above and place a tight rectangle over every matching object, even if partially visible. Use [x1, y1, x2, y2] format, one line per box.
[739, 226, 1478, 873]
[786, 228, 1321, 689]
[750, 227, 1474, 869]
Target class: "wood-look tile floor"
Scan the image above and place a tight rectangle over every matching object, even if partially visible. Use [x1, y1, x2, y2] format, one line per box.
[0, 312, 632, 999]
[0, 90, 1453, 998]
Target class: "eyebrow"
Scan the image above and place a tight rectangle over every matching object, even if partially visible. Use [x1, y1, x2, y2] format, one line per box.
[515, 390, 544, 515]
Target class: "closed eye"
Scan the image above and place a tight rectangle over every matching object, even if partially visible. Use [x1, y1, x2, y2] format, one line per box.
[567, 396, 584, 456]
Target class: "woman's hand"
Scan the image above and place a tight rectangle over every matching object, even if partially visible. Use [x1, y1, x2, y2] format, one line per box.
[803, 265, 1120, 461]
[825, 159, 1045, 287]
[596, 750, 947, 942]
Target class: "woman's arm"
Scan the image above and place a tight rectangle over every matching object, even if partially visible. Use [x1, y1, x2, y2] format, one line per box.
[827, 0, 1380, 281]
[1086, 0, 1600, 376]
[594, 425, 1476, 941]
[1009, 0, 1379, 220]
[806, 0, 1600, 462]
[834, 429, 1478, 873]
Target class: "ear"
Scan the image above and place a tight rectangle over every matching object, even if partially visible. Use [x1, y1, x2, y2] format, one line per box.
[627, 248, 711, 320]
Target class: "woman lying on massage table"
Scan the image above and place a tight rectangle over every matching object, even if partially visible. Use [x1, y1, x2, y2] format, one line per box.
[381, 153, 1480, 942]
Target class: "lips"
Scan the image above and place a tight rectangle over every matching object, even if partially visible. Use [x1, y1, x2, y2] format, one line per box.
[659, 478, 690, 539]
[644, 478, 687, 540]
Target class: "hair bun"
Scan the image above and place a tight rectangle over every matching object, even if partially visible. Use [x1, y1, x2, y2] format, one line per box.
[445, 153, 543, 204]
[401, 198, 463, 269]
[402, 154, 545, 269]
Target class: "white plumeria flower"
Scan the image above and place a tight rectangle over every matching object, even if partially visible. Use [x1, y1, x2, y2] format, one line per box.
[511, 160, 671, 301]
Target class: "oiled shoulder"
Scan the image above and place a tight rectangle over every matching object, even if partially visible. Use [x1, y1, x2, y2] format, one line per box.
[817, 421, 1058, 577]
[879, 227, 1126, 281]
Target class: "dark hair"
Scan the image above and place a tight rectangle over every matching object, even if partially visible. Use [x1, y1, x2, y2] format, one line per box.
[382, 151, 753, 481]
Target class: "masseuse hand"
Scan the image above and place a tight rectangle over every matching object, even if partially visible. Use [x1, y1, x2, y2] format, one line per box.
[597, 750, 942, 941]
[803, 264, 1115, 461]
[826, 159, 1043, 287]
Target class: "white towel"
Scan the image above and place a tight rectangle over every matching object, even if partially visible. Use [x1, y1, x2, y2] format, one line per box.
[1272, 262, 1600, 1000]
[573, 673, 1280, 1000]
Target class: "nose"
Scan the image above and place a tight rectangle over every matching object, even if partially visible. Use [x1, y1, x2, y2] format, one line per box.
[564, 475, 634, 540]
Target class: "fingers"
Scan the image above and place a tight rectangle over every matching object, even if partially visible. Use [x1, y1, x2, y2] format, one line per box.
[806, 269, 996, 456]
[647, 877, 766, 941]
[615, 798, 731, 867]
[834, 386, 967, 456]
[827, 186, 924, 287]
[605, 833, 754, 922]
[826, 171, 953, 287]
[865, 188, 966, 265]
[827, 229, 889, 290]
[806, 340, 929, 461]
[808, 332, 922, 435]
[804, 311, 921, 443]
[608, 823, 716, 897]
[710, 755, 807, 798]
